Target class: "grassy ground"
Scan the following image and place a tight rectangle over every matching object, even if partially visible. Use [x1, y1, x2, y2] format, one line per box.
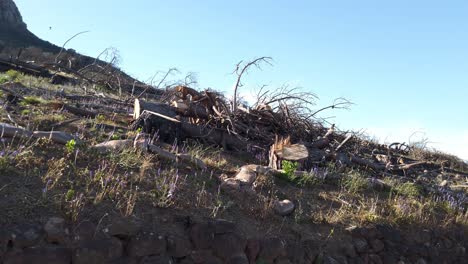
[1, 70, 467, 241]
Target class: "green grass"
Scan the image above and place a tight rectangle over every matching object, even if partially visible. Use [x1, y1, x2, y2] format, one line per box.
[342, 171, 369, 194]
[393, 182, 422, 197]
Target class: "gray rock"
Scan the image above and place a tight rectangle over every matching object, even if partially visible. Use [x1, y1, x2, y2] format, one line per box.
[221, 178, 241, 192]
[370, 239, 385, 253]
[44, 217, 69, 245]
[212, 233, 246, 260]
[258, 237, 286, 263]
[107, 217, 140, 238]
[167, 235, 192, 258]
[273, 200, 295, 216]
[140, 255, 174, 264]
[4, 246, 71, 264]
[127, 232, 167, 257]
[352, 238, 369, 253]
[10, 224, 44, 248]
[73, 237, 123, 264]
[235, 167, 257, 185]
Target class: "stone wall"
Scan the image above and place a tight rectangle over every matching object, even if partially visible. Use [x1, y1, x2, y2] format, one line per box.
[0, 216, 466, 264]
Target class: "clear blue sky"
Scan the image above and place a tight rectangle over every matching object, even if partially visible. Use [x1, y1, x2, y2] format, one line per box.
[16, 0, 468, 159]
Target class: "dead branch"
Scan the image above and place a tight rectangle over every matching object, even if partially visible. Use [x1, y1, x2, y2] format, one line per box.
[232, 56, 273, 112]
[54, 31, 90, 64]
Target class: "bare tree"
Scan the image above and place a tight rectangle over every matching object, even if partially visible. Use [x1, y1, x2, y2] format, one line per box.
[232, 56, 273, 112]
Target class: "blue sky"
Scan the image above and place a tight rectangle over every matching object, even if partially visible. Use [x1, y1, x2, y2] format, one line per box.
[16, 0, 468, 159]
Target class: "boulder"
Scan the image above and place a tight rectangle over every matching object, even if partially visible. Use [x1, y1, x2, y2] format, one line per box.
[273, 200, 295, 216]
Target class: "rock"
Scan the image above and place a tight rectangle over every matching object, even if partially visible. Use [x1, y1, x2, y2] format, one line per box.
[274, 257, 292, 264]
[368, 178, 391, 191]
[273, 200, 295, 216]
[73, 237, 123, 264]
[368, 254, 383, 264]
[107, 217, 140, 238]
[246, 239, 260, 264]
[235, 167, 257, 185]
[381, 253, 398, 264]
[285, 241, 307, 264]
[415, 258, 427, 264]
[302, 239, 320, 263]
[322, 255, 341, 264]
[439, 180, 448, 187]
[190, 250, 223, 264]
[4, 246, 71, 264]
[221, 178, 241, 192]
[127, 232, 167, 257]
[190, 223, 214, 250]
[108, 257, 139, 264]
[44, 217, 69, 244]
[376, 225, 401, 243]
[211, 219, 236, 234]
[10, 224, 44, 248]
[93, 140, 132, 153]
[227, 254, 249, 264]
[258, 237, 286, 263]
[140, 255, 174, 264]
[352, 238, 369, 253]
[342, 242, 357, 258]
[167, 235, 192, 258]
[414, 230, 431, 244]
[212, 233, 246, 260]
[73, 221, 97, 243]
[370, 239, 385, 253]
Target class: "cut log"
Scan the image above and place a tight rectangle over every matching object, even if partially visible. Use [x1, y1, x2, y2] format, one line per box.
[133, 99, 177, 120]
[32, 131, 79, 145]
[275, 144, 309, 161]
[49, 102, 97, 118]
[172, 100, 210, 119]
[0, 123, 32, 138]
[349, 155, 385, 171]
[147, 144, 207, 169]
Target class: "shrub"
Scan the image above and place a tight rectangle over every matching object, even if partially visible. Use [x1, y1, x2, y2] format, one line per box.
[276, 160, 299, 183]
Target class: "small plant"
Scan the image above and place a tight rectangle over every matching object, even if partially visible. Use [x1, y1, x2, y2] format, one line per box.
[65, 139, 76, 153]
[343, 171, 369, 194]
[21, 96, 44, 105]
[65, 189, 75, 201]
[281, 160, 298, 181]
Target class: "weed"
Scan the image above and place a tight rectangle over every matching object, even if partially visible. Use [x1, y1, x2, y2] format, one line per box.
[282, 160, 298, 177]
[65, 139, 76, 153]
[65, 189, 75, 201]
[343, 171, 368, 194]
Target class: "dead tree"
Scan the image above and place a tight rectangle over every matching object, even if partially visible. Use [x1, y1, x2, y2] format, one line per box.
[232, 56, 273, 112]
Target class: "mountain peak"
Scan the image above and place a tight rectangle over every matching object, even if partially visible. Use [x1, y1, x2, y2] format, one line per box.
[0, 0, 27, 30]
